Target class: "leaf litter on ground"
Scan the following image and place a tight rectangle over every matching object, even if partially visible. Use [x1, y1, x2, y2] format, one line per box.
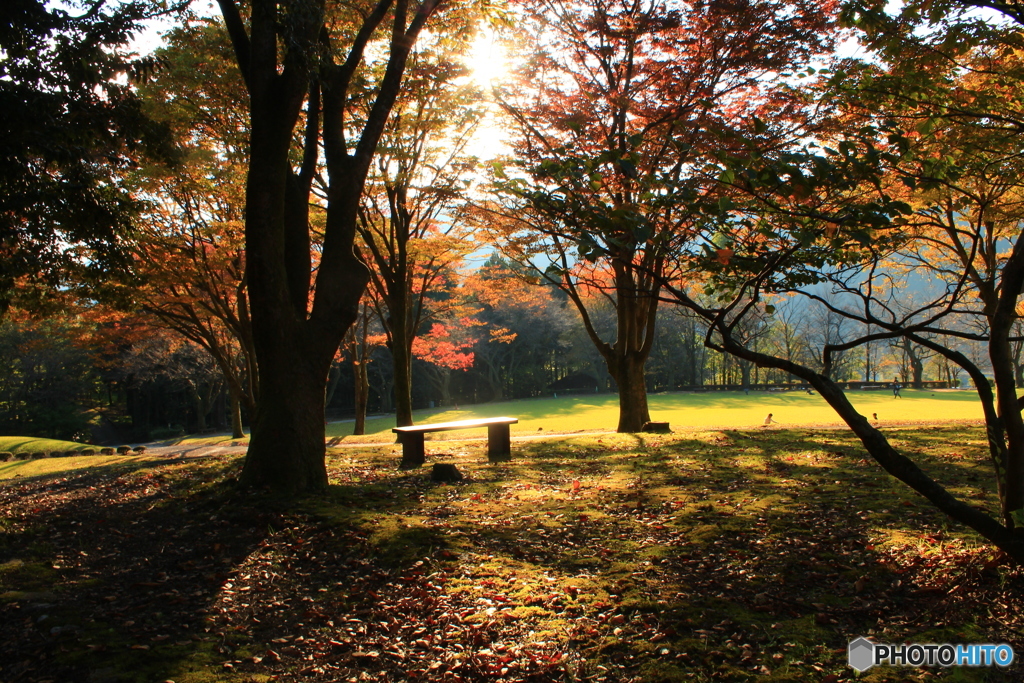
[0, 424, 1021, 681]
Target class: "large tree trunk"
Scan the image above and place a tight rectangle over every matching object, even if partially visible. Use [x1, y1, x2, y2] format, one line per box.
[486, 363, 504, 402]
[902, 338, 924, 388]
[561, 256, 660, 433]
[609, 353, 651, 432]
[217, 0, 442, 494]
[240, 351, 331, 492]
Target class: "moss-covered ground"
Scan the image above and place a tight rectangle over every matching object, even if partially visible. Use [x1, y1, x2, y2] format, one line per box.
[0, 423, 1019, 682]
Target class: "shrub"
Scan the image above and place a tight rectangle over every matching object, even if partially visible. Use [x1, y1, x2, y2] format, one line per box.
[31, 451, 48, 459]
[0, 452, 12, 462]
[133, 446, 147, 454]
[15, 452, 31, 460]
[80, 448, 96, 456]
[64, 450, 80, 457]
[117, 446, 131, 455]
[100, 447, 115, 455]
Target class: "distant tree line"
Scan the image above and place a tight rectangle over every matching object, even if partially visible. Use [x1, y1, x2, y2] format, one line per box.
[0, 261, 987, 443]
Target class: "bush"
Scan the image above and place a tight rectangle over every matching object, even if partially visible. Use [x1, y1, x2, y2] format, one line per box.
[133, 446, 147, 454]
[64, 450, 80, 457]
[117, 446, 131, 455]
[80, 448, 96, 455]
[100, 447, 115, 455]
[15, 452, 31, 460]
[0, 452, 12, 462]
[31, 451, 47, 459]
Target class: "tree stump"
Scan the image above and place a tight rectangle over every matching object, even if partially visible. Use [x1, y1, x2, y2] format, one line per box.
[642, 421, 671, 433]
[431, 463, 463, 482]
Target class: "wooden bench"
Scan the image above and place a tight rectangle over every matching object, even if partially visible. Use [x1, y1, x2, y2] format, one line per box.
[393, 417, 518, 470]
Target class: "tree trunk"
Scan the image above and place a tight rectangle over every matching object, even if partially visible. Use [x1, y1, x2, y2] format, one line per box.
[609, 354, 651, 432]
[193, 385, 207, 433]
[391, 335, 414, 426]
[353, 357, 368, 436]
[711, 332, 1024, 562]
[325, 362, 341, 408]
[239, 352, 331, 493]
[562, 257, 659, 433]
[903, 339, 924, 388]
[216, 0, 443, 494]
[229, 391, 244, 439]
[488, 370, 504, 402]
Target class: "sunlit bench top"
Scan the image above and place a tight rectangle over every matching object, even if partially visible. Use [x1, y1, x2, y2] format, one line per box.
[393, 417, 518, 434]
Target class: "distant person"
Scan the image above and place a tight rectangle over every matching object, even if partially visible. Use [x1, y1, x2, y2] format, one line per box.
[892, 381, 902, 398]
[763, 413, 777, 426]
[872, 412, 878, 421]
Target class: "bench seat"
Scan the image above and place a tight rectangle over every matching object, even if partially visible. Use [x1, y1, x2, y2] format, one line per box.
[394, 417, 518, 469]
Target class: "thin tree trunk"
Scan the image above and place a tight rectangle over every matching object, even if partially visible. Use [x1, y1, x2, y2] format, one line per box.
[230, 391, 244, 439]
[391, 335, 414, 426]
[353, 357, 368, 436]
[193, 386, 207, 433]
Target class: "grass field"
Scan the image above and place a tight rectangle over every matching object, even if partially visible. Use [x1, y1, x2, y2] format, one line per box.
[171, 388, 985, 447]
[0, 423, 1019, 682]
[0, 436, 97, 454]
[0, 454, 167, 481]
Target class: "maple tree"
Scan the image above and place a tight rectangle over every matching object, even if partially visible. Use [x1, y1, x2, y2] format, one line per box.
[338, 301, 386, 435]
[464, 255, 568, 401]
[129, 20, 256, 439]
[215, 0, 447, 492]
[647, 4, 1024, 559]
[103, 320, 230, 435]
[0, 315, 97, 440]
[355, 38, 483, 426]
[413, 320, 478, 406]
[490, 0, 838, 432]
[0, 0, 181, 316]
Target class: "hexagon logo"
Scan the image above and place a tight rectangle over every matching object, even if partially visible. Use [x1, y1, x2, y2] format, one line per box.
[848, 637, 876, 672]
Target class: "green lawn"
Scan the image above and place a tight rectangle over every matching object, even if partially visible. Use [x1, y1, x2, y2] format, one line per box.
[0, 455, 166, 481]
[163, 388, 985, 447]
[0, 436, 97, 454]
[329, 387, 981, 441]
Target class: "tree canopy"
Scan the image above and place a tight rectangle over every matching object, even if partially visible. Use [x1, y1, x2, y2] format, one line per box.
[0, 0, 180, 315]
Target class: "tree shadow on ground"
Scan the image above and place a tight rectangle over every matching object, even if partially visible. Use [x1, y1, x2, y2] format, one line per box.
[0, 428, 1020, 682]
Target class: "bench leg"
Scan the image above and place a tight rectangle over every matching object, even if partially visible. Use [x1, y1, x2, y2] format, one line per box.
[398, 432, 426, 470]
[487, 423, 512, 462]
